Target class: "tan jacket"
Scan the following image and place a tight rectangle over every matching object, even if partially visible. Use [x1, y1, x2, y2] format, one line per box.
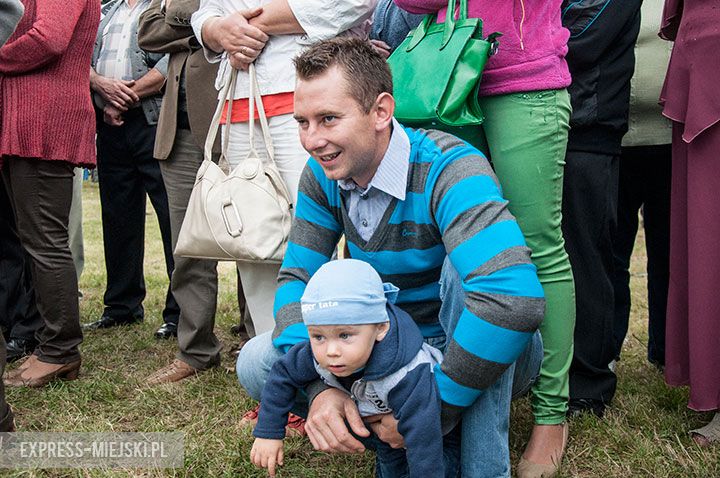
[138, 0, 220, 160]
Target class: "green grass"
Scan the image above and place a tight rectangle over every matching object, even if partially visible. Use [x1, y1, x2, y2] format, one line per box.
[4, 182, 718, 477]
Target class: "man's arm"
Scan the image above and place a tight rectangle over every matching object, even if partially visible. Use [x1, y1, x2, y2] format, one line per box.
[130, 67, 166, 99]
[426, 131, 545, 432]
[0, 0, 89, 74]
[271, 161, 342, 351]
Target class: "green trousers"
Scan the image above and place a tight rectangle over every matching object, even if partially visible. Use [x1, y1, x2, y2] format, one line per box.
[478, 89, 576, 424]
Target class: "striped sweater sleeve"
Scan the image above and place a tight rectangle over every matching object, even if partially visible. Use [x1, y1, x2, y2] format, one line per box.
[424, 131, 545, 431]
[272, 160, 342, 352]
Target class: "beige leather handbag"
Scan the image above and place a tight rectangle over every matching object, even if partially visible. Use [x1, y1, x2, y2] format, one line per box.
[174, 64, 293, 262]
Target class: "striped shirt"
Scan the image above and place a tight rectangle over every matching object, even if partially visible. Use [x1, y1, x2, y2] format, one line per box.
[272, 125, 545, 426]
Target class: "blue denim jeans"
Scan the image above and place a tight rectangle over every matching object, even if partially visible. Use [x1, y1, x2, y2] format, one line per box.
[237, 257, 543, 478]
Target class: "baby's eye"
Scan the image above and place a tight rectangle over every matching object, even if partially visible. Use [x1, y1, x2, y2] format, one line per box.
[311, 334, 324, 341]
[339, 332, 351, 340]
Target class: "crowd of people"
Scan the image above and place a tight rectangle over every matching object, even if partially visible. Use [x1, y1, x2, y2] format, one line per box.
[0, 0, 718, 476]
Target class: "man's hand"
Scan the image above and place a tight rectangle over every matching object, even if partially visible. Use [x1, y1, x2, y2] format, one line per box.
[202, 7, 268, 69]
[250, 438, 284, 477]
[103, 104, 124, 126]
[365, 413, 405, 449]
[91, 73, 139, 111]
[305, 388, 369, 454]
[369, 39, 392, 60]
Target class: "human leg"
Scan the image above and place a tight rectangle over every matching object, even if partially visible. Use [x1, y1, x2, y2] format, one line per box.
[562, 150, 619, 411]
[135, 122, 180, 327]
[160, 129, 221, 369]
[479, 90, 574, 475]
[68, 167, 84, 284]
[0, 183, 41, 356]
[438, 257, 542, 477]
[224, 114, 308, 334]
[611, 146, 644, 359]
[2, 157, 81, 365]
[95, 120, 147, 322]
[236, 331, 284, 401]
[640, 144, 671, 366]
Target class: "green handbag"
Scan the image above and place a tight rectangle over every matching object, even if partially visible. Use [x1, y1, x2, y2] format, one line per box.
[387, 0, 500, 128]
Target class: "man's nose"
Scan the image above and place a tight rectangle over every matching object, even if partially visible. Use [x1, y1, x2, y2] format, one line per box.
[302, 124, 328, 153]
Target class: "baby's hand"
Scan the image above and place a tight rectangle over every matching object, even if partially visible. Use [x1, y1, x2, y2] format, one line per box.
[250, 438, 284, 477]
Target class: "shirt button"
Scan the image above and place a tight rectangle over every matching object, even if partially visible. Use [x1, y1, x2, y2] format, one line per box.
[362, 220, 368, 227]
[361, 194, 369, 200]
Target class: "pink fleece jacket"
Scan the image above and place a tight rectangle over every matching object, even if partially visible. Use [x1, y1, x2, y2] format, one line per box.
[393, 0, 571, 96]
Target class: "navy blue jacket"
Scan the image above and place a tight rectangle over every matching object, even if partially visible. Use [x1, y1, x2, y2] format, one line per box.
[255, 304, 444, 477]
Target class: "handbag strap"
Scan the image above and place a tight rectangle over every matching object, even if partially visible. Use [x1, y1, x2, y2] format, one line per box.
[406, 0, 471, 52]
[441, 0, 469, 48]
[204, 64, 276, 174]
[247, 63, 275, 161]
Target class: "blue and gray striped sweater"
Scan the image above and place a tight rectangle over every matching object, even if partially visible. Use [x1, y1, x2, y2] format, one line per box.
[273, 126, 545, 426]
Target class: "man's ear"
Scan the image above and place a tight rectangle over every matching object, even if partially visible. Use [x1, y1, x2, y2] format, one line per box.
[375, 322, 390, 342]
[373, 92, 395, 132]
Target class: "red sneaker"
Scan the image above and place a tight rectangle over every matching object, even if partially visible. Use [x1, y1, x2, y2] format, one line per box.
[239, 404, 306, 437]
[286, 413, 306, 437]
[239, 404, 260, 429]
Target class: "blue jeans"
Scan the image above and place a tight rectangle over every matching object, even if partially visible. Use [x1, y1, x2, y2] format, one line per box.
[237, 257, 543, 478]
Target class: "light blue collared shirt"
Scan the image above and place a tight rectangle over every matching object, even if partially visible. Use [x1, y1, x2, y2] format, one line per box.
[338, 118, 410, 241]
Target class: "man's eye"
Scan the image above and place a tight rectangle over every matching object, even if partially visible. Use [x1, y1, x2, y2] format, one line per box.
[295, 119, 308, 127]
[323, 115, 336, 124]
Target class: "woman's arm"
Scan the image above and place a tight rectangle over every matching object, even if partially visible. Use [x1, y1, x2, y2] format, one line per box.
[0, 0, 89, 74]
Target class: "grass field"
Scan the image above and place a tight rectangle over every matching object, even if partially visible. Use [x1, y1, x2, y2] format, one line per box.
[4, 181, 718, 477]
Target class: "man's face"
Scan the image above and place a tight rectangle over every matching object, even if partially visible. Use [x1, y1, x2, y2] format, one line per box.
[307, 323, 389, 377]
[294, 66, 387, 188]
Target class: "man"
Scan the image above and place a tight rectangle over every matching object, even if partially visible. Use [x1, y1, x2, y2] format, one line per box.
[237, 38, 545, 477]
[87, 0, 180, 338]
[137, 0, 255, 383]
[560, 0, 642, 418]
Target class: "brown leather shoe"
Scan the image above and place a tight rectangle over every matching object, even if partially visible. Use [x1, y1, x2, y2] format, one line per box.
[4, 354, 39, 381]
[4, 358, 80, 388]
[146, 359, 200, 385]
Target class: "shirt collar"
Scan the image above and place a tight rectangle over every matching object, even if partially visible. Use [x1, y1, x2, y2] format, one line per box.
[338, 118, 410, 200]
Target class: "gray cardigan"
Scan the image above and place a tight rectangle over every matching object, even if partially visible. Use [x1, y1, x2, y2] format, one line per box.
[91, 0, 169, 125]
[0, 0, 24, 47]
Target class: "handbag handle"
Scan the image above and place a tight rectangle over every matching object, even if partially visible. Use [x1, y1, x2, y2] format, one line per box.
[405, 0, 472, 52]
[204, 64, 276, 174]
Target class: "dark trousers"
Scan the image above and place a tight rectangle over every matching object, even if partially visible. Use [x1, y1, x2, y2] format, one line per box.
[0, 181, 41, 341]
[611, 144, 671, 366]
[0, 335, 14, 431]
[96, 110, 179, 324]
[1, 157, 81, 363]
[562, 150, 619, 404]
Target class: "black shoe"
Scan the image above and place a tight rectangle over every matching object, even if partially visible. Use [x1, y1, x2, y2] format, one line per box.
[6, 338, 38, 363]
[567, 398, 606, 419]
[83, 315, 143, 330]
[154, 322, 178, 340]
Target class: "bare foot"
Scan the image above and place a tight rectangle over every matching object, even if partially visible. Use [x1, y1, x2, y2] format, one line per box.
[522, 423, 568, 465]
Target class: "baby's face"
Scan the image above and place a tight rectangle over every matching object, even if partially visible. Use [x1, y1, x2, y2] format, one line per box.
[307, 323, 389, 377]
